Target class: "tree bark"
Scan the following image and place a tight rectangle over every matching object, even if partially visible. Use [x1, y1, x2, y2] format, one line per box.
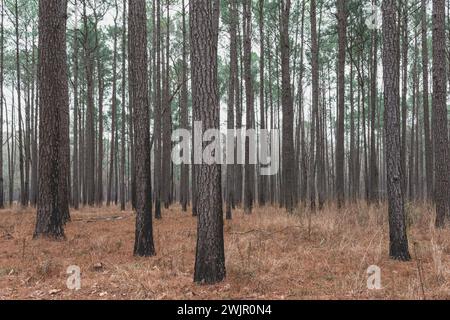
[191, 0, 225, 284]
[128, 0, 155, 256]
[382, 0, 411, 261]
[336, 0, 346, 209]
[34, 0, 69, 239]
[432, 0, 449, 227]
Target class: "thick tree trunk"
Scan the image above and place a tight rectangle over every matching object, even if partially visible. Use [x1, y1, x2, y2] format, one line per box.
[128, 0, 155, 257]
[34, 0, 69, 239]
[382, 0, 411, 261]
[190, 0, 225, 284]
[432, 0, 449, 227]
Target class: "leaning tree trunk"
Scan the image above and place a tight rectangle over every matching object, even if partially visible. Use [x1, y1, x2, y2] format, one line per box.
[191, 0, 225, 284]
[34, 0, 69, 239]
[128, 0, 155, 257]
[382, 0, 411, 261]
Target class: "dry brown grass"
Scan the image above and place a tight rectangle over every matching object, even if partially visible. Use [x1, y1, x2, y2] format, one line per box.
[1, 202, 450, 300]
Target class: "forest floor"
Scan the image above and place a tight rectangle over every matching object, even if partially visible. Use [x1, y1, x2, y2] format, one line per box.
[1, 202, 450, 300]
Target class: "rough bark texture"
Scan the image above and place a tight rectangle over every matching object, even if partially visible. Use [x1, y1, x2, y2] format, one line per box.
[190, 0, 225, 284]
[154, 0, 162, 219]
[432, 0, 449, 227]
[382, 0, 411, 261]
[309, 0, 318, 210]
[128, 0, 155, 257]
[421, 0, 433, 200]
[34, 0, 69, 239]
[281, 0, 295, 213]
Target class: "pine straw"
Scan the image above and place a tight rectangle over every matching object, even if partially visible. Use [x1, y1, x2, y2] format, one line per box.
[1, 202, 450, 300]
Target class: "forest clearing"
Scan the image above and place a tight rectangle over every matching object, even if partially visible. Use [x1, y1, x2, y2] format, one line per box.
[1, 204, 450, 300]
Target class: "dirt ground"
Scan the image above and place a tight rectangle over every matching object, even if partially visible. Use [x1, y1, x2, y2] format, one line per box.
[1, 202, 450, 300]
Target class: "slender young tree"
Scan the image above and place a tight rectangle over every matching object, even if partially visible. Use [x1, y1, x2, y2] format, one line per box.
[309, 0, 319, 210]
[179, 0, 189, 212]
[120, 0, 127, 211]
[421, 0, 433, 200]
[336, 0, 346, 208]
[382, 0, 411, 261]
[72, 0, 80, 210]
[128, 0, 155, 256]
[0, 0, 4, 209]
[258, 0, 266, 207]
[243, 0, 254, 214]
[190, 0, 225, 284]
[280, 0, 295, 212]
[226, 0, 238, 219]
[34, 0, 69, 239]
[108, 0, 119, 207]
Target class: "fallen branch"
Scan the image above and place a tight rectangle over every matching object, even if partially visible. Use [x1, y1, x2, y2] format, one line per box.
[72, 215, 129, 223]
[230, 225, 303, 237]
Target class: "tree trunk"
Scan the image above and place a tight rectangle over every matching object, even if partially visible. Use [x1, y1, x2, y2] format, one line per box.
[432, 0, 449, 227]
[108, 1, 119, 207]
[243, 0, 254, 214]
[179, 0, 189, 212]
[128, 0, 155, 256]
[422, 0, 433, 200]
[154, 0, 162, 219]
[34, 0, 69, 239]
[281, 0, 295, 213]
[120, 0, 127, 211]
[382, 0, 411, 261]
[336, 0, 346, 208]
[309, 0, 318, 210]
[190, 0, 225, 284]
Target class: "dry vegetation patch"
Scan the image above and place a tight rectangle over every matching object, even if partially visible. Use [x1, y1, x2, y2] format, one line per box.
[1, 203, 450, 300]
